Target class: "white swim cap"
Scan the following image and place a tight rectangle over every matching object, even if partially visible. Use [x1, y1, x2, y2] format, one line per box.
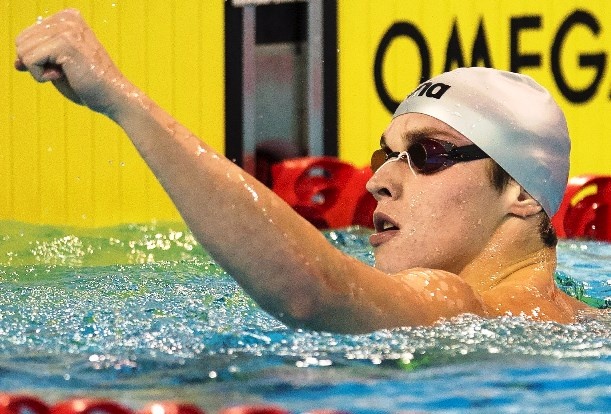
[393, 67, 570, 217]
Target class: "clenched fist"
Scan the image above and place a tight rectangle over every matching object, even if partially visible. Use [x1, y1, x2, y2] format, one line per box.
[15, 9, 131, 117]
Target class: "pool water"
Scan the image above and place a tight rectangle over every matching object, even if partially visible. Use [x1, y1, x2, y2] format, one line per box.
[0, 222, 609, 413]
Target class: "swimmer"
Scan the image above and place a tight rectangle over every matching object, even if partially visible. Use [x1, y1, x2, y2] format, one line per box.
[15, 9, 591, 333]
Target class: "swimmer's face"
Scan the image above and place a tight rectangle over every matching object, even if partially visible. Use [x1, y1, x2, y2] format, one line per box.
[366, 113, 507, 274]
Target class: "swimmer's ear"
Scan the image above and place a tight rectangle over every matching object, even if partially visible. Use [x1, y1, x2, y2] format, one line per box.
[506, 182, 542, 217]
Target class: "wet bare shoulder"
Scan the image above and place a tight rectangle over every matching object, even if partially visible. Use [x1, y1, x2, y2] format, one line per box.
[394, 268, 487, 320]
[481, 283, 589, 323]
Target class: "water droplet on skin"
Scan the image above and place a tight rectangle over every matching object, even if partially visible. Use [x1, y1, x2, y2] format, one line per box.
[166, 122, 178, 136]
[140, 99, 152, 111]
[74, 29, 85, 42]
[244, 183, 259, 202]
[195, 145, 206, 156]
[36, 16, 43, 24]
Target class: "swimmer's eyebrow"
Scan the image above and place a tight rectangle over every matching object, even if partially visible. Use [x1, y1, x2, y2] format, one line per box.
[380, 126, 461, 150]
[405, 127, 457, 143]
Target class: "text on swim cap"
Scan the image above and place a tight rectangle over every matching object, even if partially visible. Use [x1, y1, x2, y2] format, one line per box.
[408, 81, 451, 99]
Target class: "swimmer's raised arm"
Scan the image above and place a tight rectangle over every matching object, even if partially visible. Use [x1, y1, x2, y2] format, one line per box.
[15, 9, 486, 333]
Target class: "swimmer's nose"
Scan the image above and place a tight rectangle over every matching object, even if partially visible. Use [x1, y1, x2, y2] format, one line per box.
[366, 165, 403, 201]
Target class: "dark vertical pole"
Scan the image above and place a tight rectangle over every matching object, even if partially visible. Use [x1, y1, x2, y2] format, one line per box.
[322, 0, 338, 156]
[224, 3, 244, 165]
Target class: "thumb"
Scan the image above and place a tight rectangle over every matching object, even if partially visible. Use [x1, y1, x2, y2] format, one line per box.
[14, 57, 27, 71]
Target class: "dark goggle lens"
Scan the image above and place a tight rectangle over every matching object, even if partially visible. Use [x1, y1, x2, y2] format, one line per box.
[410, 139, 450, 173]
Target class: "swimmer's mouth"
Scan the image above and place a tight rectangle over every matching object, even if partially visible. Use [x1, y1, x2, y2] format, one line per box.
[370, 214, 400, 247]
[373, 214, 400, 233]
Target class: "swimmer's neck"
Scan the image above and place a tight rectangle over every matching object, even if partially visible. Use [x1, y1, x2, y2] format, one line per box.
[458, 220, 557, 293]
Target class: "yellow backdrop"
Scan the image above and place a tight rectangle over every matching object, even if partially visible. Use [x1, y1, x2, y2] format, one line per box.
[338, 0, 611, 178]
[0, 0, 225, 226]
[3, 1, 610, 227]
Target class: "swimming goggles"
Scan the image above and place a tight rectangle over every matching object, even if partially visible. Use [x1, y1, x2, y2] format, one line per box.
[370, 138, 490, 174]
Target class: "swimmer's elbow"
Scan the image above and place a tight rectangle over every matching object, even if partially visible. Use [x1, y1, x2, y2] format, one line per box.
[257, 292, 319, 330]
[284, 294, 319, 326]
[266, 293, 357, 333]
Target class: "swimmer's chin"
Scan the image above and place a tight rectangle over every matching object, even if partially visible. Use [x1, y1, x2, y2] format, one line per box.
[372, 257, 399, 274]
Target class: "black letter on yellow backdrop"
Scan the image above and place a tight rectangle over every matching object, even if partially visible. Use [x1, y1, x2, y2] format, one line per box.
[471, 19, 493, 68]
[445, 19, 493, 71]
[510, 16, 542, 72]
[551, 10, 606, 103]
[374, 22, 431, 113]
[444, 20, 465, 71]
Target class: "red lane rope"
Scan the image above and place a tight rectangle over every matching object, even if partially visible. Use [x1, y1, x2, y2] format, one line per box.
[0, 393, 349, 414]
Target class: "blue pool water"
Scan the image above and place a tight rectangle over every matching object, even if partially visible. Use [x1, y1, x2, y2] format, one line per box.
[0, 222, 609, 413]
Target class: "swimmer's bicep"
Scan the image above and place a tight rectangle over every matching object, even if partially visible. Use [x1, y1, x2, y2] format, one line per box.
[391, 268, 487, 319]
[311, 267, 486, 331]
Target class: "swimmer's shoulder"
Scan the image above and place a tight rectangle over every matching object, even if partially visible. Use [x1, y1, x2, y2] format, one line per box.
[394, 268, 487, 318]
[481, 277, 590, 322]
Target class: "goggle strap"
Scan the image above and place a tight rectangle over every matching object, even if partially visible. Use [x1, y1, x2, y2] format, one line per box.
[448, 145, 489, 161]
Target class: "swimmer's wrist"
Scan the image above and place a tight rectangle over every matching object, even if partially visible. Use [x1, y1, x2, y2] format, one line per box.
[105, 81, 153, 124]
